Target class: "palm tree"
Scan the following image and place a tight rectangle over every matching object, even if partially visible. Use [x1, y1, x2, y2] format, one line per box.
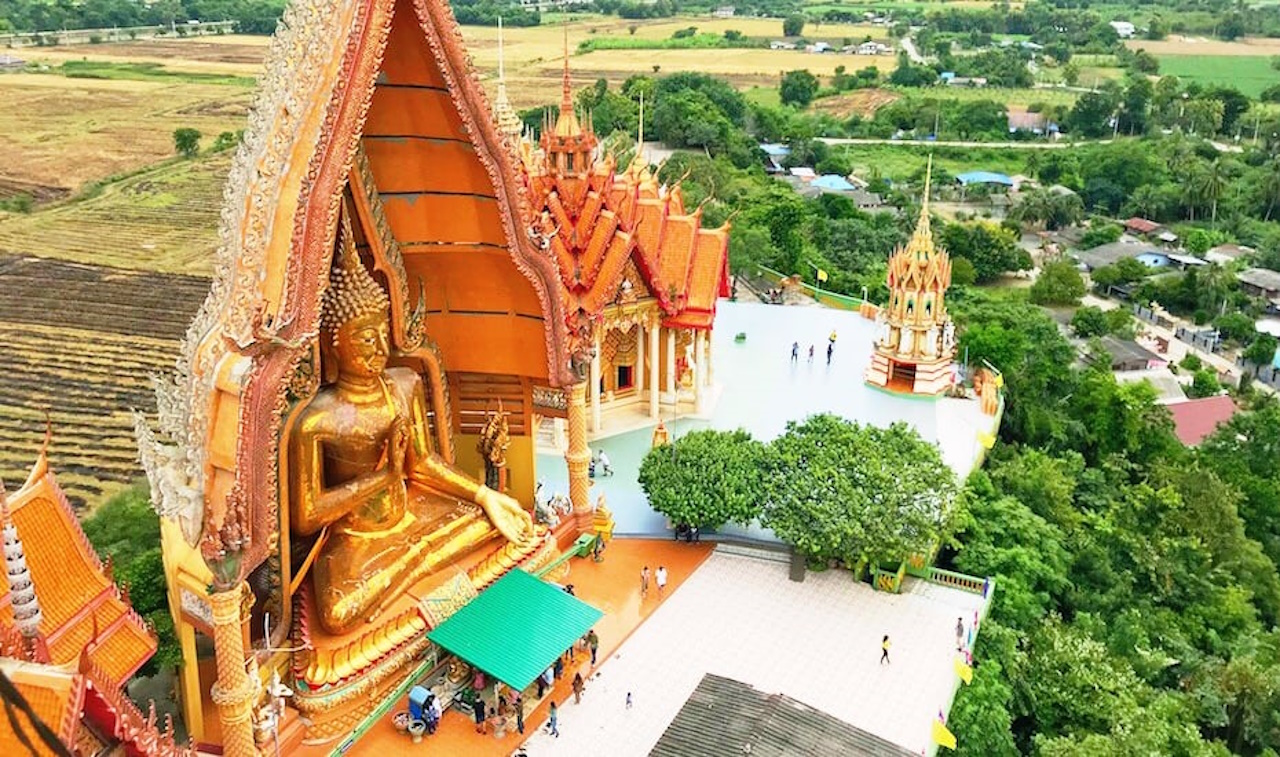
[1127, 184, 1168, 221]
[1182, 167, 1204, 222]
[1260, 158, 1280, 222]
[1195, 159, 1231, 227]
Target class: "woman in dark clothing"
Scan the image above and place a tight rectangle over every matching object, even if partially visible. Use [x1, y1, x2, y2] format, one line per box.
[473, 697, 487, 734]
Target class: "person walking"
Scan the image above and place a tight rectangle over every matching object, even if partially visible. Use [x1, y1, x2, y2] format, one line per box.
[514, 693, 525, 735]
[537, 665, 552, 698]
[640, 565, 650, 597]
[826, 341, 834, 364]
[553, 654, 564, 680]
[626, 692, 633, 709]
[547, 701, 560, 738]
[791, 341, 799, 361]
[656, 566, 668, 597]
[807, 344, 814, 363]
[473, 696, 487, 734]
[598, 450, 613, 476]
[587, 629, 600, 665]
[572, 672, 585, 704]
[880, 634, 891, 665]
[955, 617, 965, 651]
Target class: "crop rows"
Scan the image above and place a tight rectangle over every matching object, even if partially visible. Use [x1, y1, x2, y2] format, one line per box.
[0, 258, 207, 511]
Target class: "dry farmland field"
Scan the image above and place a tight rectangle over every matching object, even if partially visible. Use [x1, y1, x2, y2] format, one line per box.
[0, 71, 251, 198]
[0, 254, 207, 510]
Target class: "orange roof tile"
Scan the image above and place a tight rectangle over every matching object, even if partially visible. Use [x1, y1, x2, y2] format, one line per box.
[686, 230, 730, 313]
[0, 465, 155, 685]
[0, 659, 83, 752]
[657, 216, 696, 303]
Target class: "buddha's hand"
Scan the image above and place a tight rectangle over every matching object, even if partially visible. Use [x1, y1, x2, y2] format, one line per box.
[386, 416, 410, 478]
[478, 487, 534, 545]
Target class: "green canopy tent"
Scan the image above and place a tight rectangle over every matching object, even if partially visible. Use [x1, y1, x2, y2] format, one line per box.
[427, 568, 603, 690]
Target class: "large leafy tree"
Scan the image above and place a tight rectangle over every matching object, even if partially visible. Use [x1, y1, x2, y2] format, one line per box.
[1029, 260, 1086, 306]
[760, 415, 957, 567]
[779, 69, 819, 108]
[637, 429, 765, 529]
[939, 221, 1031, 283]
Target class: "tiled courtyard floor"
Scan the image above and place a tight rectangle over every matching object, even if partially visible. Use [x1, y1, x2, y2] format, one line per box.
[520, 550, 986, 757]
[334, 538, 713, 757]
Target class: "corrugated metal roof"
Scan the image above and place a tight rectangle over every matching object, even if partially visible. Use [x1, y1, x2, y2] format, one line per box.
[651, 674, 917, 757]
[426, 569, 602, 690]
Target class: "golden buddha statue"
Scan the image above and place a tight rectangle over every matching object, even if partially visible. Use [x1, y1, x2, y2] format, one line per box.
[289, 242, 534, 635]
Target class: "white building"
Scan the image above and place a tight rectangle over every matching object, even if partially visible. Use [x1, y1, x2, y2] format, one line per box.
[1109, 20, 1136, 38]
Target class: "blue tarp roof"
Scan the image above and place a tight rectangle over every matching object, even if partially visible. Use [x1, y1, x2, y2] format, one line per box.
[955, 171, 1014, 186]
[759, 143, 790, 157]
[811, 174, 857, 191]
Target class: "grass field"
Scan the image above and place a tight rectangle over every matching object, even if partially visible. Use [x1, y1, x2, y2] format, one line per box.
[0, 71, 250, 195]
[834, 144, 1033, 181]
[1155, 55, 1279, 98]
[0, 152, 230, 275]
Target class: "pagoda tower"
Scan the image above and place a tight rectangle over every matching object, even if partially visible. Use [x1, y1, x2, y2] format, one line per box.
[864, 157, 957, 395]
[492, 18, 523, 143]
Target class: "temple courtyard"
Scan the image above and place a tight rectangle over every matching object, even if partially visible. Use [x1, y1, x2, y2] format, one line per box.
[538, 300, 997, 537]
[338, 540, 988, 757]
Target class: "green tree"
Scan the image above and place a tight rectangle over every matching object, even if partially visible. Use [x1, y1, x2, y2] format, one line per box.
[1188, 369, 1221, 398]
[1071, 305, 1109, 337]
[1067, 90, 1120, 139]
[760, 415, 957, 567]
[1062, 62, 1080, 87]
[1243, 334, 1278, 367]
[940, 221, 1030, 283]
[172, 127, 201, 158]
[783, 14, 804, 37]
[1079, 223, 1122, 250]
[1030, 260, 1087, 306]
[779, 69, 819, 108]
[1194, 159, 1232, 227]
[637, 429, 765, 529]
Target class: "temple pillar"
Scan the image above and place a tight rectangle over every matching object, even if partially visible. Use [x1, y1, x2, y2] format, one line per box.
[648, 322, 660, 419]
[590, 329, 602, 432]
[665, 328, 676, 400]
[209, 585, 258, 757]
[636, 323, 645, 393]
[694, 330, 706, 414]
[705, 332, 714, 388]
[175, 618, 203, 741]
[565, 383, 591, 517]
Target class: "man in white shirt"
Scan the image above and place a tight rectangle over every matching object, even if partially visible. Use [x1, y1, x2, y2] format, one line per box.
[655, 566, 668, 597]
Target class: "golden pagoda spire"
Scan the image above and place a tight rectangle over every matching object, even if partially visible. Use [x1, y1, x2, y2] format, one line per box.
[908, 154, 935, 259]
[552, 22, 582, 138]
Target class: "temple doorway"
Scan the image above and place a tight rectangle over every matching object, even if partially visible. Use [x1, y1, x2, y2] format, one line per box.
[888, 362, 916, 393]
[616, 365, 634, 393]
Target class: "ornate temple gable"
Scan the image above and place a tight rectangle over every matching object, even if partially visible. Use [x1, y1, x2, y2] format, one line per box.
[141, 0, 572, 586]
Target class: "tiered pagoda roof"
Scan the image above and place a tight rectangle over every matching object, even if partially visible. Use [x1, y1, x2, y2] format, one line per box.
[516, 52, 730, 339]
[0, 450, 155, 684]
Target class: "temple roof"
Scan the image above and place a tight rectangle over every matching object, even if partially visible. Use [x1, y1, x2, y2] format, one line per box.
[0, 452, 155, 685]
[0, 658, 83, 754]
[886, 159, 951, 297]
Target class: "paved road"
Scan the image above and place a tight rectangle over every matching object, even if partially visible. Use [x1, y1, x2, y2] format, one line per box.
[901, 36, 926, 63]
[818, 136, 1089, 149]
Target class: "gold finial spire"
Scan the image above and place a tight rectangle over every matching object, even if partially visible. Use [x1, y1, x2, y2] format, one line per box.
[630, 92, 647, 172]
[922, 153, 932, 213]
[498, 16, 505, 81]
[561, 22, 572, 115]
[910, 154, 934, 255]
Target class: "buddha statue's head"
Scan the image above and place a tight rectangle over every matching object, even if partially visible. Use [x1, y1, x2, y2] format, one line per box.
[322, 245, 392, 381]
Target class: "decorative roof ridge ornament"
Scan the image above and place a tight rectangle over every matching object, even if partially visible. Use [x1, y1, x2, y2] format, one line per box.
[0, 478, 47, 658]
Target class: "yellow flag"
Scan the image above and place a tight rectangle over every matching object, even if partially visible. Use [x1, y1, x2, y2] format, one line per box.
[932, 720, 957, 749]
[954, 656, 973, 684]
[817, 269, 828, 282]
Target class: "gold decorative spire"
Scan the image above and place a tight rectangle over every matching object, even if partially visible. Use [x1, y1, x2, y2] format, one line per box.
[629, 92, 648, 173]
[553, 22, 582, 138]
[321, 214, 390, 340]
[908, 154, 935, 260]
[493, 17, 522, 140]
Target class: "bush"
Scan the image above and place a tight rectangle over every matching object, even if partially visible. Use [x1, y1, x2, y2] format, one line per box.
[1079, 223, 1122, 250]
[1188, 369, 1221, 398]
[1071, 306, 1109, 337]
[783, 14, 805, 37]
[1180, 353, 1203, 371]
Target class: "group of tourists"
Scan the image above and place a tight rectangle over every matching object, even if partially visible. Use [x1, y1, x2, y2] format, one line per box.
[790, 330, 839, 365]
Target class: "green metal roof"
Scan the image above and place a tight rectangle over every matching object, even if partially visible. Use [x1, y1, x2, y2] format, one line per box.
[426, 569, 603, 690]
